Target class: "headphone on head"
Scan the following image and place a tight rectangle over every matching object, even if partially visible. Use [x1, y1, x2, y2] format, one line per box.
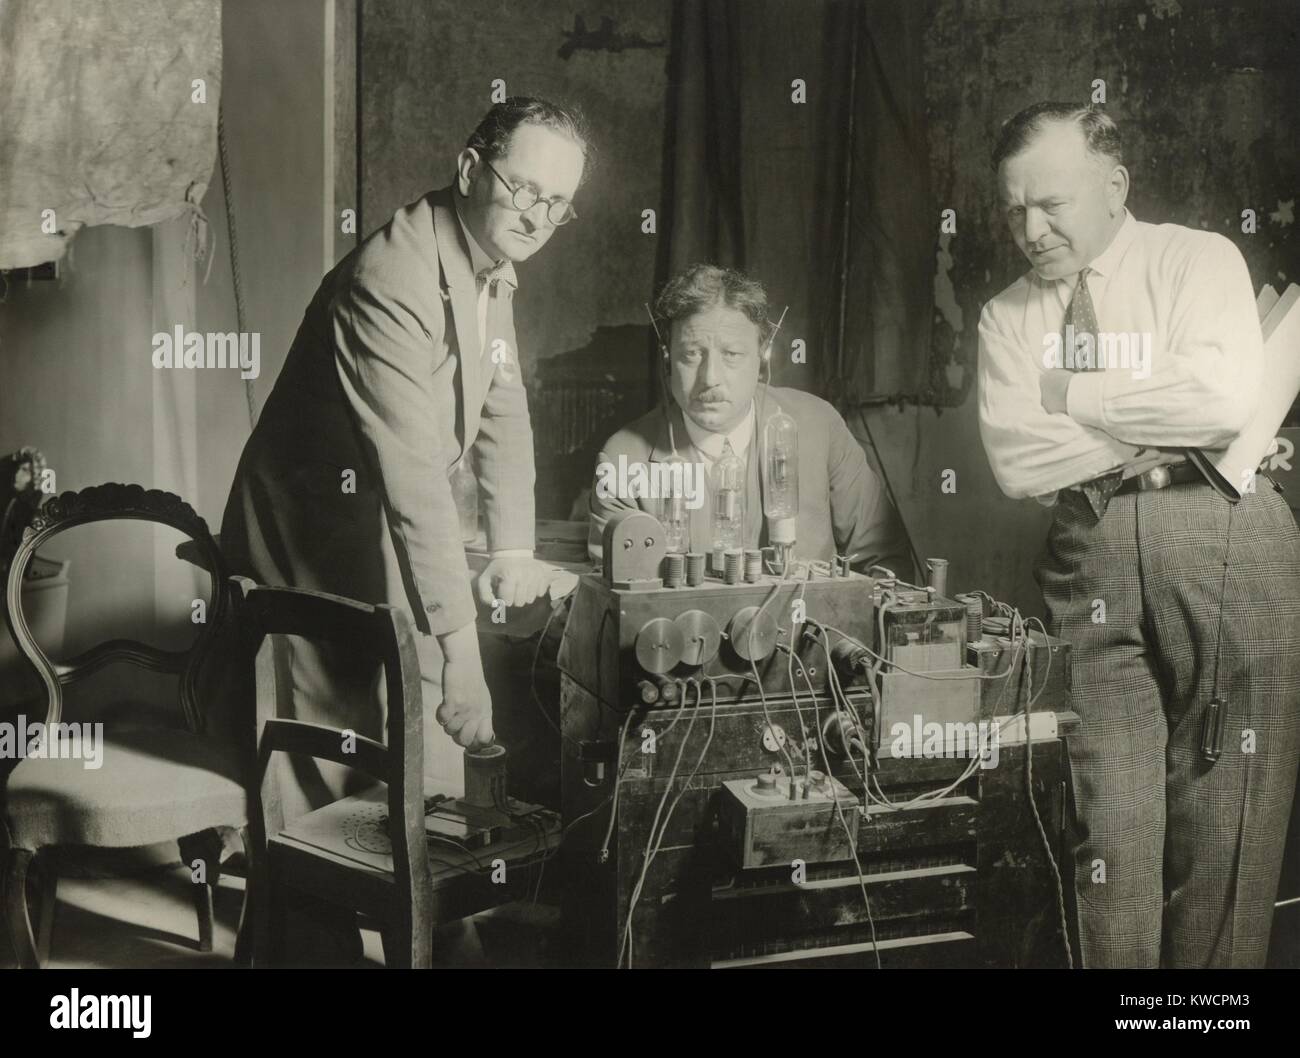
[645, 303, 785, 392]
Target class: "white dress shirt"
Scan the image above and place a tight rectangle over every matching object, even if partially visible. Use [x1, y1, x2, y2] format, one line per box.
[681, 401, 757, 468]
[454, 205, 518, 357]
[978, 210, 1263, 499]
[453, 205, 529, 559]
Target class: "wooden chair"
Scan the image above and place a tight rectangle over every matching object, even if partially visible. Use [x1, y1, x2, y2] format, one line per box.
[231, 577, 433, 968]
[1, 483, 251, 967]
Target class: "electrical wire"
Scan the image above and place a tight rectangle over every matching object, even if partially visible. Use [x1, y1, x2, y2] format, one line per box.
[814, 620, 1016, 684]
[597, 709, 638, 863]
[786, 645, 880, 967]
[1015, 610, 1073, 969]
[530, 598, 581, 749]
[619, 679, 711, 968]
[746, 563, 800, 785]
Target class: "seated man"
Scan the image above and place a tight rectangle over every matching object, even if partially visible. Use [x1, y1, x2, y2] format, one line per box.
[589, 263, 911, 577]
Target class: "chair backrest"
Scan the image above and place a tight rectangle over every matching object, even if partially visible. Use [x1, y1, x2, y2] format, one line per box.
[3, 483, 228, 730]
[229, 577, 430, 912]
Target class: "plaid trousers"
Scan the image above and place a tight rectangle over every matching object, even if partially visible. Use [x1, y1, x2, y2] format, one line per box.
[1035, 481, 1300, 968]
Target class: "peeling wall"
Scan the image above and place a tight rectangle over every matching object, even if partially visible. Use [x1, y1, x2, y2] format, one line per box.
[927, 0, 1298, 394]
[866, 0, 1300, 615]
[354, 0, 1297, 609]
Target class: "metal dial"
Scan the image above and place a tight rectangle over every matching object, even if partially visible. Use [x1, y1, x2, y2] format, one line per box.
[729, 606, 779, 662]
[635, 617, 685, 674]
[675, 609, 722, 666]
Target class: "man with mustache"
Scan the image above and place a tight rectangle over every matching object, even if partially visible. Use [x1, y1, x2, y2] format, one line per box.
[978, 102, 1299, 967]
[589, 264, 911, 578]
[222, 98, 589, 816]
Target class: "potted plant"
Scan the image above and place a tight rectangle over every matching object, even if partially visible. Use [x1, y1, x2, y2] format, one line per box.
[1, 447, 70, 710]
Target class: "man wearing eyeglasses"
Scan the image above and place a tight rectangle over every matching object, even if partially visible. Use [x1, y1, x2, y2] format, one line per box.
[221, 98, 589, 816]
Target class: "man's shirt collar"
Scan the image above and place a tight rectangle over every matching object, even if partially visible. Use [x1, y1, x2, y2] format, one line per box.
[681, 401, 756, 461]
[453, 200, 518, 289]
[1077, 208, 1136, 281]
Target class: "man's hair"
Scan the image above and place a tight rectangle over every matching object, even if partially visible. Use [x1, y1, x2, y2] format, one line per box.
[465, 96, 593, 184]
[654, 264, 771, 344]
[990, 102, 1122, 172]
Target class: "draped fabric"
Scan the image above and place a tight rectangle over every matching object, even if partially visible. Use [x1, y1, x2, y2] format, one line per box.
[660, 0, 934, 402]
[0, 0, 222, 269]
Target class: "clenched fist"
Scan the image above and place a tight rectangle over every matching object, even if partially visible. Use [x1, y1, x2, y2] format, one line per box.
[476, 555, 553, 608]
[435, 623, 494, 748]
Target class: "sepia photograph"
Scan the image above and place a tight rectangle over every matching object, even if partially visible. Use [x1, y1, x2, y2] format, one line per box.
[0, 0, 1297, 1024]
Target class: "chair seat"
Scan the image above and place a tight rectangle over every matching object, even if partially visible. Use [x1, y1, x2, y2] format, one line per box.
[5, 726, 247, 850]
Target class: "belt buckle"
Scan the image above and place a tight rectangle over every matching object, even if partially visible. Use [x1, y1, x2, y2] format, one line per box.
[1140, 464, 1172, 491]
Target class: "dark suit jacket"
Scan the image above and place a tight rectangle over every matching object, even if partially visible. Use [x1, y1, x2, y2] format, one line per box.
[221, 187, 534, 637]
[588, 384, 912, 577]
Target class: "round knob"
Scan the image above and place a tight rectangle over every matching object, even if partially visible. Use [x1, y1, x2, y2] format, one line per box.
[752, 770, 782, 798]
[675, 609, 722, 666]
[729, 606, 779, 662]
[637, 680, 660, 705]
[634, 617, 685, 675]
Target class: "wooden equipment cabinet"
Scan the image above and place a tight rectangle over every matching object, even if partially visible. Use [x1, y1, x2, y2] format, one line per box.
[560, 625, 1079, 968]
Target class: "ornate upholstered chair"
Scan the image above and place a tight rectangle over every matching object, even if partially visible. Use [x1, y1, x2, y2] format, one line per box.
[1, 484, 251, 967]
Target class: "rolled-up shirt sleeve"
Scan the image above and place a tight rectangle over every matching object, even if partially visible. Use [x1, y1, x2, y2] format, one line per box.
[1065, 234, 1263, 447]
[978, 298, 1137, 499]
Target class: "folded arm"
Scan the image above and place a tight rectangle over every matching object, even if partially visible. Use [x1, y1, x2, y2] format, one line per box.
[1064, 235, 1263, 447]
[978, 299, 1139, 499]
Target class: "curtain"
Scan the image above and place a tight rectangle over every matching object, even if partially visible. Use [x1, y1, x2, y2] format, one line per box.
[0, 0, 222, 269]
[660, 0, 934, 402]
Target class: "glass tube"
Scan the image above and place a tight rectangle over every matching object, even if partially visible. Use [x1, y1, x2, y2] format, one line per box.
[711, 449, 746, 554]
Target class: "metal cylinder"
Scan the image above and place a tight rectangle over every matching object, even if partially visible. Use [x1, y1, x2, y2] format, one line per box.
[957, 593, 984, 645]
[925, 557, 949, 598]
[663, 552, 685, 588]
[743, 548, 763, 583]
[723, 549, 743, 585]
[463, 743, 508, 809]
[685, 551, 705, 586]
[712, 544, 725, 577]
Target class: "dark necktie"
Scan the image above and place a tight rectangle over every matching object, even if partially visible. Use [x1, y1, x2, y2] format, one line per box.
[476, 263, 509, 361]
[1064, 268, 1122, 520]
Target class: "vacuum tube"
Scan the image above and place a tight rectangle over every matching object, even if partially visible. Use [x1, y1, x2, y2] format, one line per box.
[762, 410, 799, 560]
[711, 448, 746, 555]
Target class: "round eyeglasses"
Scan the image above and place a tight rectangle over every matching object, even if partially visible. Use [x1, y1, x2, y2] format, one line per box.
[481, 158, 577, 227]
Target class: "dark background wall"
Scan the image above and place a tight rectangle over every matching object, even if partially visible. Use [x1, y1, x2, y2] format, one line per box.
[874, 0, 1300, 613]
[360, 0, 669, 370]
[5, 0, 1294, 652]
[929, 0, 1298, 390]
[359, 0, 671, 522]
[352, 0, 1297, 613]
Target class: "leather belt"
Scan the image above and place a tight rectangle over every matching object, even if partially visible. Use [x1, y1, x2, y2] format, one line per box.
[1109, 461, 1205, 496]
